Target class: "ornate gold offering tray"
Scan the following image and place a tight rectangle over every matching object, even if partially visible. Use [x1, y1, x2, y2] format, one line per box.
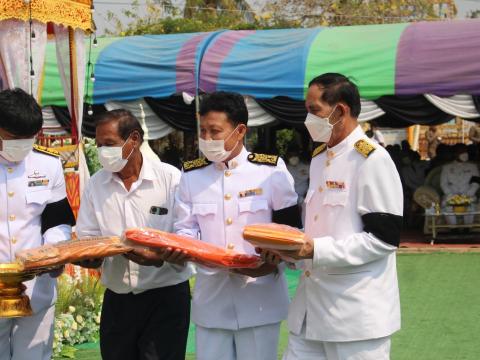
[0, 263, 43, 318]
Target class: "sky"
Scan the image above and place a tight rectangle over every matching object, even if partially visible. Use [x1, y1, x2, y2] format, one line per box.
[93, 0, 480, 35]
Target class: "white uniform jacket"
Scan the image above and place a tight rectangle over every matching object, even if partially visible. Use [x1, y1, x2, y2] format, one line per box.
[174, 147, 298, 330]
[288, 126, 403, 342]
[0, 147, 73, 312]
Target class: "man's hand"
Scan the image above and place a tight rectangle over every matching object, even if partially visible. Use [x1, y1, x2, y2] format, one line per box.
[74, 258, 104, 269]
[257, 235, 315, 263]
[154, 247, 190, 266]
[37, 265, 64, 278]
[230, 263, 278, 278]
[124, 247, 190, 267]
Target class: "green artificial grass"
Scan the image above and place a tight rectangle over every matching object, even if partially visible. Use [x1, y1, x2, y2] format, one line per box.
[70, 253, 480, 360]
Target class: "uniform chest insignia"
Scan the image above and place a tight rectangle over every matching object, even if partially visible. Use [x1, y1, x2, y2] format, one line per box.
[27, 170, 46, 179]
[354, 139, 376, 158]
[32, 144, 60, 157]
[326, 180, 346, 190]
[28, 179, 49, 187]
[247, 153, 279, 166]
[182, 157, 211, 172]
[239, 188, 263, 198]
[312, 144, 327, 158]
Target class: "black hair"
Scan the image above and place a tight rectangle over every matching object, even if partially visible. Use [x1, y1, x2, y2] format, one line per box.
[95, 109, 144, 142]
[0, 88, 43, 137]
[308, 73, 361, 118]
[199, 91, 248, 126]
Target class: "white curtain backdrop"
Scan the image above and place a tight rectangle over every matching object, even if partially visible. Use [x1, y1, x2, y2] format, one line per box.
[54, 24, 89, 194]
[424, 94, 480, 119]
[105, 99, 174, 140]
[0, 19, 46, 97]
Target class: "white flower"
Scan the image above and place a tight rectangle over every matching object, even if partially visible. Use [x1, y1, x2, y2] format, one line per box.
[76, 315, 84, 324]
[68, 306, 76, 313]
[71, 321, 78, 330]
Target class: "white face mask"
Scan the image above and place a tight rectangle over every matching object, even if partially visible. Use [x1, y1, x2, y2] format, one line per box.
[458, 153, 468, 162]
[304, 106, 340, 143]
[0, 135, 35, 162]
[97, 136, 134, 173]
[288, 156, 300, 166]
[199, 126, 239, 163]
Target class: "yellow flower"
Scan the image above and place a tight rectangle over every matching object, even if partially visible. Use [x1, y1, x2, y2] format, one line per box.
[68, 306, 76, 313]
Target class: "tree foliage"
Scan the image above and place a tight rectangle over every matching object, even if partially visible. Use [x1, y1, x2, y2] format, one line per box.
[105, 0, 297, 36]
[263, 0, 444, 27]
[105, 0, 451, 37]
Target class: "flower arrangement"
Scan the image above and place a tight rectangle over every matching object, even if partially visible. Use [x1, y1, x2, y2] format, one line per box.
[53, 265, 104, 358]
[446, 194, 472, 206]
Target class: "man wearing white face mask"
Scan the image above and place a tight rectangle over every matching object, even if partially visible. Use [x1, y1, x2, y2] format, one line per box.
[259, 73, 404, 360]
[440, 143, 479, 226]
[0, 88, 75, 360]
[175, 91, 301, 360]
[76, 109, 193, 360]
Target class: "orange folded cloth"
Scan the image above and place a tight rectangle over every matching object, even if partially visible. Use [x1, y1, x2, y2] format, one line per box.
[123, 228, 262, 269]
[243, 223, 306, 250]
[16, 236, 131, 270]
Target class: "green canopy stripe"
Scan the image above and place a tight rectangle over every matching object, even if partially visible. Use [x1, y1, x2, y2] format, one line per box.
[304, 23, 408, 100]
[40, 37, 118, 107]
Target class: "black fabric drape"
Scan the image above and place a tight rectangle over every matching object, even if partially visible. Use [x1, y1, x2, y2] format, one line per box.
[256, 95, 456, 128]
[51, 104, 108, 138]
[255, 97, 307, 127]
[373, 95, 454, 128]
[473, 96, 480, 114]
[144, 95, 196, 132]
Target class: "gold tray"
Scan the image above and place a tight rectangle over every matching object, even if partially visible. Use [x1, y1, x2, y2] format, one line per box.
[0, 263, 51, 318]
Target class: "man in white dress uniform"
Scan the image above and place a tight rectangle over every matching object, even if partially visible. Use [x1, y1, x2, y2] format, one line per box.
[261, 73, 404, 360]
[0, 88, 75, 360]
[174, 91, 302, 360]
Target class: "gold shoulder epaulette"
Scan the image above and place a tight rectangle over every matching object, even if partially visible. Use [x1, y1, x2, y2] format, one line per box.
[354, 139, 376, 158]
[182, 157, 211, 172]
[312, 144, 327, 158]
[247, 153, 279, 166]
[32, 144, 60, 157]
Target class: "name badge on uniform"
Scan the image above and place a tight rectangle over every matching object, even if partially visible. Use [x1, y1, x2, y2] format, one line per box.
[326, 180, 345, 190]
[239, 188, 263, 198]
[28, 179, 49, 187]
[150, 206, 168, 215]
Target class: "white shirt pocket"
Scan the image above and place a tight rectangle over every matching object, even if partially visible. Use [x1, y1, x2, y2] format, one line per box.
[192, 203, 218, 216]
[25, 189, 52, 216]
[322, 191, 348, 207]
[238, 199, 269, 214]
[26, 189, 51, 205]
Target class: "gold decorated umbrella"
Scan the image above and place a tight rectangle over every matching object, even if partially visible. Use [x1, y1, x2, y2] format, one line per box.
[0, 0, 93, 32]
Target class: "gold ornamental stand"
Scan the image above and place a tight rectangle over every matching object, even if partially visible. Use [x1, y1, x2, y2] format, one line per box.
[0, 263, 41, 318]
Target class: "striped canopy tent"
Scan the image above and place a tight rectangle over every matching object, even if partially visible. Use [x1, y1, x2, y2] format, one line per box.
[39, 19, 480, 135]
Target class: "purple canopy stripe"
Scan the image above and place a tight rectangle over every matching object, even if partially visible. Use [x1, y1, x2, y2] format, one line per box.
[175, 32, 213, 94]
[199, 30, 256, 93]
[396, 19, 480, 96]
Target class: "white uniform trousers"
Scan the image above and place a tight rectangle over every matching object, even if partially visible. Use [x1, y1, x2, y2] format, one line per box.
[0, 305, 55, 360]
[196, 322, 281, 360]
[283, 325, 391, 360]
